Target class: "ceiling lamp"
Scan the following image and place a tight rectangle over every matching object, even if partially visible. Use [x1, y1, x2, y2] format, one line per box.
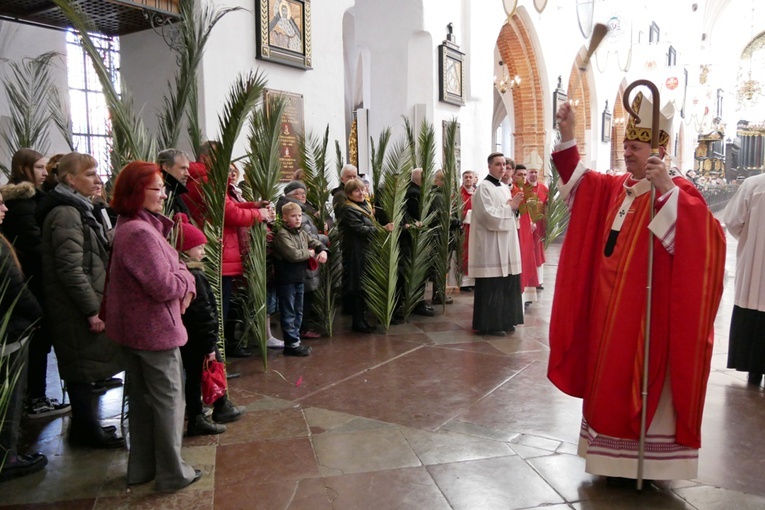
[495, 61, 521, 94]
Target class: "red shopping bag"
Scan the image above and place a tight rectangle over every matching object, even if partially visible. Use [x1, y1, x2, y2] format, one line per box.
[201, 359, 227, 405]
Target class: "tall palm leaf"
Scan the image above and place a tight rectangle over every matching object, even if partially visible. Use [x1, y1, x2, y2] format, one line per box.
[198, 72, 266, 359]
[53, 0, 155, 173]
[369, 128, 391, 196]
[239, 92, 284, 366]
[335, 140, 343, 180]
[400, 119, 436, 319]
[48, 87, 76, 151]
[156, 0, 241, 150]
[362, 141, 410, 329]
[432, 120, 460, 312]
[299, 126, 341, 335]
[544, 158, 570, 249]
[187, 79, 203, 160]
[0, 51, 59, 175]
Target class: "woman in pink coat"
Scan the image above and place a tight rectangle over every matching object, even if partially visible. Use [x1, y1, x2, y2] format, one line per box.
[105, 161, 201, 491]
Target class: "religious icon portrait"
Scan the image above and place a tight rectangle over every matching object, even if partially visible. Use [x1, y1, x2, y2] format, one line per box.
[256, 0, 312, 69]
[268, 0, 303, 53]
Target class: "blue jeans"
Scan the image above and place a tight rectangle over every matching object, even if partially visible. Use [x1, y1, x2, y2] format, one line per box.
[276, 283, 304, 347]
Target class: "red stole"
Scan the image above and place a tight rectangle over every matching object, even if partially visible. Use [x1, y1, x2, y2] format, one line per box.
[531, 183, 549, 266]
[547, 145, 725, 448]
[460, 186, 474, 274]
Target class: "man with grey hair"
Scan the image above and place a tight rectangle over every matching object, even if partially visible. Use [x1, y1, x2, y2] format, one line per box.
[157, 148, 191, 217]
[332, 164, 359, 217]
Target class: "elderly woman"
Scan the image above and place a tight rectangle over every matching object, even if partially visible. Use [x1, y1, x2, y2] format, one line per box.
[340, 178, 394, 333]
[105, 161, 200, 491]
[37, 152, 123, 449]
[1, 149, 71, 419]
[276, 180, 328, 338]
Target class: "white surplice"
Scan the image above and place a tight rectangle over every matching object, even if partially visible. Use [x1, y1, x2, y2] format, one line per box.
[468, 178, 521, 278]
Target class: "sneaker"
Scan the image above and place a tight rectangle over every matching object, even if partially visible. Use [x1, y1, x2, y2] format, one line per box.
[284, 344, 312, 356]
[267, 337, 285, 349]
[187, 414, 226, 436]
[212, 400, 243, 424]
[26, 397, 71, 419]
[0, 452, 47, 483]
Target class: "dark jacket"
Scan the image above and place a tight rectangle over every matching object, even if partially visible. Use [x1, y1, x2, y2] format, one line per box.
[38, 186, 122, 384]
[0, 237, 42, 346]
[272, 225, 326, 286]
[340, 199, 376, 294]
[331, 185, 347, 219]
[162, 170, 192, 218]
[0, 181, 44, 297]
[181, 262, 218, 355]
[276, 195, 329, 291]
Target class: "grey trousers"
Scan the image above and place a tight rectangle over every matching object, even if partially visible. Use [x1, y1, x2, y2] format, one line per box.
[122, 346, 195, 491]
[0, 347, 28, 462]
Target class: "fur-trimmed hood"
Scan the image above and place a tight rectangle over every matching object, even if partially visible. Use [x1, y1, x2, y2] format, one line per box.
[0, 180, 37, 201]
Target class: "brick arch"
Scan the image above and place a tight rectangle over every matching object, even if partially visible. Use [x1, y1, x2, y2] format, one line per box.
[566, 54, 592, 160]
[611, 85, 627, 173]
[497, 15, 545, 164]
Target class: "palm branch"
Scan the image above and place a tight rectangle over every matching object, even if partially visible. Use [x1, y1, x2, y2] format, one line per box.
[198, 72, 266, 360]
[48, 87, 76, 151]
[299, 126, 341, 335]
[238, 89, 283, 366]
[0, 51, 59, 174]
[334, 139, 343, 180]
[400, 119, 436, 318]
[369, 128, 391, 196]
[157, 0, 240, 150]
[362, 140, 410, 328]
[53, 0, 155, 173]
[544, 158, 570, 249]
[432, 119, 460, 312]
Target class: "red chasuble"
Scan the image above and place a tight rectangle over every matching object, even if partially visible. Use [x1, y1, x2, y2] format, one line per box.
[547, 145, 725, 449]
[513, 184, 541, 289]
[460, 185, 474, 274]
[531, 183, 549, 267]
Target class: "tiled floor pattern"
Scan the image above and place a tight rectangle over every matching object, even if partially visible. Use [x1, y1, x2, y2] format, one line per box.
[2, 236, 765, 509]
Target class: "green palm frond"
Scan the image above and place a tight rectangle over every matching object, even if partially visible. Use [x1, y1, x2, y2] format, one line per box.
[369, 128, 391, 196]
[432, 119, 460, 311]
[298, 125, 341, 335]
[0, 51, 59, 168]
[335, 140, 344, 180]
[362, 143, 410, 329]
[239, 224, 269, 369]
[247, 93, 288, 203]
[54, 0, 156, 173]
[48, 87, 75, 151]
[187, 79, 203, 159]
[157, 0, 241, 149]
[198, 72, 266, 359]
[544, 158, 570, 249]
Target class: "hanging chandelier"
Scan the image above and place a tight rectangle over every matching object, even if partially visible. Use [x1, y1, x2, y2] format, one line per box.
[494, 60, 521, 94]
[737, 0, 764, 109]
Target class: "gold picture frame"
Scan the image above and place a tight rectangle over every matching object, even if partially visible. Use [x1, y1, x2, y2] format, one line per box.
[256, 0, 312, 70]
[439, 44, 465, 106]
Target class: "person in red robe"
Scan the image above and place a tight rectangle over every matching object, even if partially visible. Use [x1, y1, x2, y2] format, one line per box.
[548, 92, 725, 484]
[526, 165, 548, 289]
[512, 165, 541, 305]
[459, 170, 476, 290]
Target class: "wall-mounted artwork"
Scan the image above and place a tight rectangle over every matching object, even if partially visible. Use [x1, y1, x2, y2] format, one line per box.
[256, 0, 312, 70]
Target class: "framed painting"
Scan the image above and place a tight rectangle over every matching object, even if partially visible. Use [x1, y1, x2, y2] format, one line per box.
[602, 108, 612, 143]
[439, 44, 465, 106]
[256, 0, 312, 70]
[265, 89, 305, 181]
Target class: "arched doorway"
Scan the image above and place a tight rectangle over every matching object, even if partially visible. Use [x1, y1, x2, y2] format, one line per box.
[496, 13, 545, 164]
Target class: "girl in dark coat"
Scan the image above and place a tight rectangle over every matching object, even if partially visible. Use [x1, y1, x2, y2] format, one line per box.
[0, 191, 48, 482]
[0, 149, 69, 419]
[339, 178, 394, 333]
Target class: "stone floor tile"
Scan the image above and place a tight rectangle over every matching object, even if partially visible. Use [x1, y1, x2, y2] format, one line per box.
[213, 478, 331, 510]
[674, 484, 765, 510]
[425, 329, 483, 345]
[303, 406, 357, 434]
[328, 416, 400, 434]
[323, 467, 452, 509]
[509, 443, 554, 459]
[218, 407, 309, 445]
[0, 500, 96, 510]
[412, 321, 465, 333]
[428, 455, 564, 509]
[94, 489, 214, 510]
[489, 336, 550, 355]
[436, 341, 509, 356]
[400, 427, 514, 465]
[513, 433, 561, 452]
[312, 428, 420, 475]
[440, 419, 521, 442]
[215, 437, 319, 487]
[241, 395, 297, 412]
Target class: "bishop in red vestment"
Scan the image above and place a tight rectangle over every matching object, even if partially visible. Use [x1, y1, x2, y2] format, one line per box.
[548, 93, 725, 482]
